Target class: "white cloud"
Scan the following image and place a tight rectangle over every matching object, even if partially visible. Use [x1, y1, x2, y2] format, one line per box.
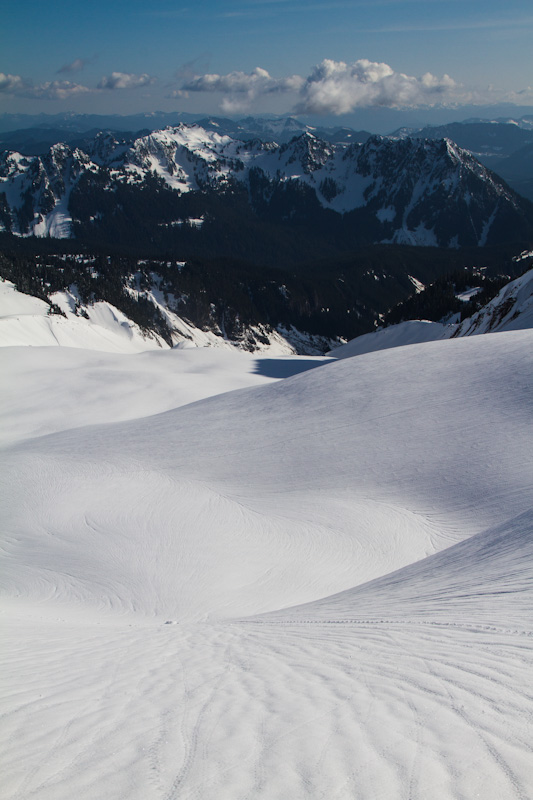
[25, 81, 92, 100]
[296, 59, 459, 114]
[182, 67, 304, 109]
[97, 72, 156, 90]
[507, 86, 533, 103]
[0, 73, 26, 94]
[0, 73, 91, 100]
[178, 59, 468, 114]
[1, 68, 154, 101]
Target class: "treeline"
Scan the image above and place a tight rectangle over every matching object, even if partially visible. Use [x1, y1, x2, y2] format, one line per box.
[0, 251, 172, 344]
[384, 262, 530, 327]
[71, 175, 486, 266]
[0, 248, 382, 343]
[1, 237, 531, 349]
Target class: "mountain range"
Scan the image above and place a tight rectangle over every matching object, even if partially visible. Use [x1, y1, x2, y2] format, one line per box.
[1, 123, 532, 255]
[2, 111, 533, 800]
[2, 251, 532, 355]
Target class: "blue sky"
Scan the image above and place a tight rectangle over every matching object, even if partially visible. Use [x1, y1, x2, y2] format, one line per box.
[2, 0, 533, 121]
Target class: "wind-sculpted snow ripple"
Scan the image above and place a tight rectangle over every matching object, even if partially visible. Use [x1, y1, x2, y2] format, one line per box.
[2, 615, 532, 800]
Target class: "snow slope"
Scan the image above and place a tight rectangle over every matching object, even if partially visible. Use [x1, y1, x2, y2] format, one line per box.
[263, 508, 533, 630]
[0, 279, 168, 352]
[1, 329, 532, 798]
[329, 318, 450, 359]
[0, 346, 330, 448]
[5, 331, 532, 618]
[0, 279, 333, 355]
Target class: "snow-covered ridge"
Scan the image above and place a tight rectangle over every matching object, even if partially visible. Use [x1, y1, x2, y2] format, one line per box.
[0, 279, 167, 352]
[0, 277, 338, 355]
[0, 142, 97, 238]
[1, 123, 529, 246]
[452, 264, 533, 336]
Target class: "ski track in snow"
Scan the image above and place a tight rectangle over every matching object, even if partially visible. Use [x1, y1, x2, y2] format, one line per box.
[2, 616, 532, 800]
[1, 324, 533, 798]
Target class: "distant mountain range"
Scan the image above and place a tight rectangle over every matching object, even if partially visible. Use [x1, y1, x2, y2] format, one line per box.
[1, 123, 532, 253]
[393, 118, 533, 156]
[0, 112, 369, 151]
[1, 117, 532, 351]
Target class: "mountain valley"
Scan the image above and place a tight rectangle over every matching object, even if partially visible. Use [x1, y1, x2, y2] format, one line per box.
[1, 112, 533, 800]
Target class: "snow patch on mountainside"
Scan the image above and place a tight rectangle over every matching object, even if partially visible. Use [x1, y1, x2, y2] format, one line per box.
[0, 279, 334, 355]
[386, 222, 438, 246]
[0, 280, 166, 352]
[30, 194, 73, 238]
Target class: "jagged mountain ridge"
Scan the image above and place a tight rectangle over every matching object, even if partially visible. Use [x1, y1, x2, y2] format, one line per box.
[1, 124, 532, 250]
[392, 118, 533, 202]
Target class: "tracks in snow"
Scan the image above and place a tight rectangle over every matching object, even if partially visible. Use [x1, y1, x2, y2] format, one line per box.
[2, 616, 532, 800]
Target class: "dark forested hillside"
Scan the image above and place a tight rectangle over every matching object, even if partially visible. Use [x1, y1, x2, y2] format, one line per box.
[1, 235, 529, 349]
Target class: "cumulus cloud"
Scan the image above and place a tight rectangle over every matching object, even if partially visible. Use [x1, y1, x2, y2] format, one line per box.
[296, 59, 459, 114]
[57, 58, 91, 75]
[1, 67, 155, 101]
[177, 59, 465, 114]
[507, 86, 533, 103]
[183, 66, 303, 94]
[25, 81, 92, 100]
[0, 72, 91, 100]
[97, 72, 156, 90]
[182, 67, 304, 111]
[0, 73, 26, 93]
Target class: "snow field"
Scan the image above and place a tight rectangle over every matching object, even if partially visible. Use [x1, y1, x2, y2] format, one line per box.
[2, 615, 532, 800]
[1, 326, 533, 798]
[5, 331, 532, 620]
[0, 345, 325, 447]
